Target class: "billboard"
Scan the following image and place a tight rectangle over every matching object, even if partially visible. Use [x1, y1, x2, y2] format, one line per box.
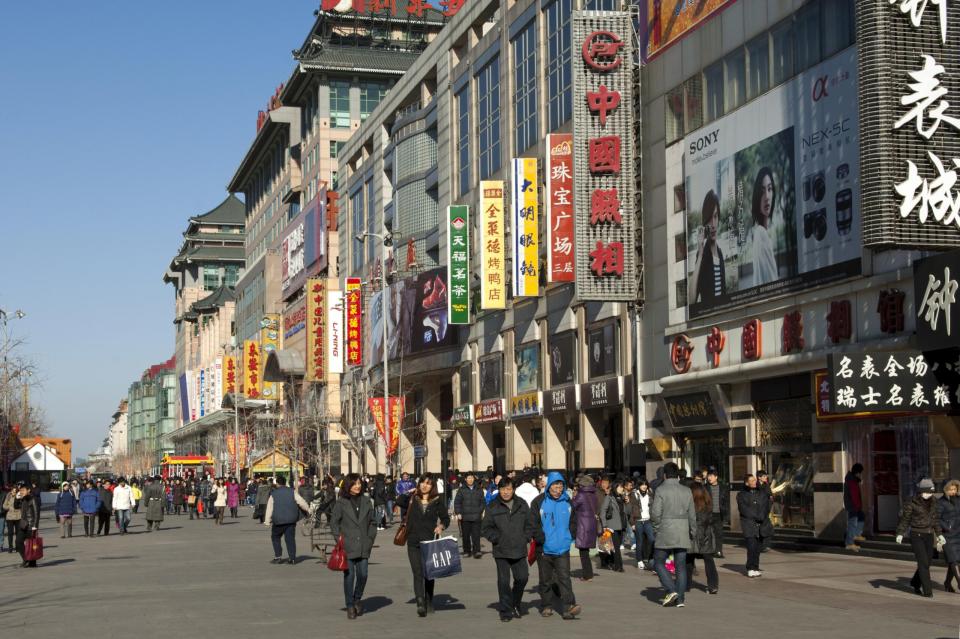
[827, 351, 959, 415]
[572, 13, 639, 301]
[516, 343, 540, 393]
[411, 267, 457, 352]
[512, 158, 539, 297]
[546, 134, 575, 282]
[260, 314, 280, 400]
[480, 181, 506, 309]
[640, 0, 736, 61]
[447, 205, 470, 324]
[683, 47, 861, 318]
[306, 278, 326, 382]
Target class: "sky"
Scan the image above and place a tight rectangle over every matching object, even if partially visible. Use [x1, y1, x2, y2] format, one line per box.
[0, 1, 319, 458]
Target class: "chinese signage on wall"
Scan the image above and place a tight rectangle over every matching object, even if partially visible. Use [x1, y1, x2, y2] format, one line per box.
[243, 340, 261, 399]
[480, 181, 506, 309]
[320, 0, 466, 19]
[447, 205, 470, 324]
[827, 351, 960, 414]
[260, 314, 280, 400]
[662, 392, 719, 429]
[222, 355, 237, 397]
[346, 277, 363, 366]
[683, 47, 861, 318]
[572, 12, 638, 301]
[914, 250, 960, 350]
[306, 278, 326, 382]
[474, 398, 505, 424]
[368, 396, 404, 457]
[328, 289, 344, 374]
[859, 2, 960, 248]
[546, 133, 575, 282]
[512, 158, 539, 297]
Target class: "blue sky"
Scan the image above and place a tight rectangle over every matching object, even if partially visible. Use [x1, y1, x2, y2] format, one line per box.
[0, 1, 318, 458]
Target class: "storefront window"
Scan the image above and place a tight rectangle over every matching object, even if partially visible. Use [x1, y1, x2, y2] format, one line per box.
[587, 323, 616, 379]
[756, 398, 815, 530]
[479, 355, 502, 401]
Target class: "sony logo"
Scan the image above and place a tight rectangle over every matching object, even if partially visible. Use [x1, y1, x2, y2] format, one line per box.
[689, 130, 719, 155]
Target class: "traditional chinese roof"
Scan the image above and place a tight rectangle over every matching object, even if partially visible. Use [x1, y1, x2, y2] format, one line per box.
[188, 194, 245, 227]
[191, 284, 237, 313]
[297, 44, 423, 75]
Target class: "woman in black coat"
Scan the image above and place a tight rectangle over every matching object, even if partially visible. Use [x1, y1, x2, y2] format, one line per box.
[736, 474, 770, 578]
[14, 484, 40, 567]
[330, 474, 378, 619]
[687, 483, 719, 593]
[404, 473, 450, 617]
[938, 479, 960, 593]
[896, 478, 944, 598]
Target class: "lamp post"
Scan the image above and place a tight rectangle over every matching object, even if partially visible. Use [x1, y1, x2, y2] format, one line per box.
[0, 308, 26, 485]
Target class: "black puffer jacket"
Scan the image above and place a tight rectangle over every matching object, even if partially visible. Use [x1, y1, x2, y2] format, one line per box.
[481, 497, 533, 560]
[16, 495, 39, 531]
[737, 487, 770, 539]
[897, 496, 943, 536]
[454, 484, 485, 522]
[689, 509, 717, 556]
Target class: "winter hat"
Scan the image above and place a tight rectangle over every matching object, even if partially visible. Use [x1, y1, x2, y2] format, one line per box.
[917, 478, 935, 491]
[578, 475, 595, 487]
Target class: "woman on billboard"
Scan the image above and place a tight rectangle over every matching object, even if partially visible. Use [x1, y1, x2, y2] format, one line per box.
[689, 190, 726, 305]
[750, 167, 778, 286]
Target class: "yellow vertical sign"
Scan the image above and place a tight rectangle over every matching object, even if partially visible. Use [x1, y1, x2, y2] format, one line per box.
[259, 314, 280, 400]
[480, 180, 506, 309]
[512, 158, 539, 297]
[243, 340, 261, 399]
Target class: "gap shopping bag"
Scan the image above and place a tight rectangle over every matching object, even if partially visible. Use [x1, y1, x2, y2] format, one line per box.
[420, 536, 462, 580]
[24, 531, 43, 562]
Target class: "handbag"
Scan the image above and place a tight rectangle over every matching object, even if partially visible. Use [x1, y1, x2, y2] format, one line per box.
[24, 531, 43, 562]
[421, 536, 462, 579]
[393, 501, 413, 546]
[187, 495, 197, 505]
[527, 540, 537, 566]
[327, 535, 348, 571]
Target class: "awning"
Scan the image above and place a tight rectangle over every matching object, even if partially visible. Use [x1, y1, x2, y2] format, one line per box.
[168, 409, 236, 441]
[264, 349, 305, 382]
[221, 395, 275, 410]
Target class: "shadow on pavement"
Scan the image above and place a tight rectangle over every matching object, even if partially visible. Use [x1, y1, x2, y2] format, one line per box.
[432, 594, 465, 611]
[869, 576, 918, 595]
[720, 562, 748, 576]
[359, 595, 393, 613]
[40, 559, 75, 567]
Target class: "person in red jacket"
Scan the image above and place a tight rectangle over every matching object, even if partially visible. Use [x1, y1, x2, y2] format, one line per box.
[843, 463, 865, 551]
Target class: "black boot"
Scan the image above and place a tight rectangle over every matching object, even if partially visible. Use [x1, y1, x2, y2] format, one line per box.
[425, 596, 434, 614]
[416, 598, 427, 617]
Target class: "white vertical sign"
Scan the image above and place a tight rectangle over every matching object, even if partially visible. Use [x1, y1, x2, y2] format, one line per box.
[328, 289, 344, 374]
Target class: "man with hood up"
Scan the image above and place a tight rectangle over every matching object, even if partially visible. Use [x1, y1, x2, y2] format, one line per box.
[530, 472, 582, 620]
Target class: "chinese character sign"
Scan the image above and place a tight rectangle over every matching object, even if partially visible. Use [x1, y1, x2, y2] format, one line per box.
[914, 249, 960, 349]
[368, 396, 404, 457]
[243, 340, 261, 399]
[572, 13, 638, 301]
[328, 289, 344, 374]
[223, 355, 237, 398]
[547, 134, 575, 282]
[512, 158, 539, 297]
[260, 314, 280, 400]
[480, 181, 506, 309]
[306, 278, 327, 382]
[827, 350, 960, 414]
[346, 277, 363, 365]
[447, 205, 470, 324]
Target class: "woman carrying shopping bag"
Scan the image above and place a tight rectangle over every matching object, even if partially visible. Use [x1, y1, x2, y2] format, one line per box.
[403, 473, 450, 617]
[329, 474, 378, 619]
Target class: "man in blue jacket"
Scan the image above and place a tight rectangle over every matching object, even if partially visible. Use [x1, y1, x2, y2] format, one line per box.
[78, 481, 101, 538]
[530, 472, 581, 620]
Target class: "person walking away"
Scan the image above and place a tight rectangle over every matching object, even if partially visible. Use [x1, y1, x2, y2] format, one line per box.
[737, 474, 770, 577]
[395, 472, 416, 520]
[255, 479, 272, 524]
[571, 475, 598, 581]
[687, 482, 719, 594]
[404, 473, 450, 617]
[599, 481, 626, 572]
[144, 476, 165, 532]
[705, 468, 726, 559]
[200, 476, 213, 519]
[79, 481, 100, 537]
[55, 482, 77, 538]
[112, 478, 135, 534]
[384, 476, 395, 525]
[212, 480, 228, 524]
[515, 474, 539, 507]
[14, 483, 40, 567]
[329, 474, 378, 619]
[939, 479, 960, 593]
[264, 475, 310, 564]
[482, 477, 533, 622]
[531, 472, 581, 619]
[634, 479, 655, 569]
[3, 483, 23, 552]
[757, 470, 774, 551]
[227, 478, 240, 518]
[97, 479, 114, 536]
[896, 478, 945, 598]
[454, 471, 485, 558]
[843, 463, 866, 552]
[371, 475, 387, 530]
[651, 462, 696, 607]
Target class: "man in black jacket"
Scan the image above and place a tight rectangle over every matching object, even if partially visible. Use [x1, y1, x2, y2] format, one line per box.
[706, 468, 727, 558]
[97, 479, 114, 536]
[737, 474, 770, 577]
[482, 478, 533, 622]
[455, 472, 485, 558]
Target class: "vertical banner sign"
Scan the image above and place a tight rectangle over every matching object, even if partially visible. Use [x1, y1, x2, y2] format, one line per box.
[368, 397, 387, 444]
[199, 369, 206, 418]
[346, 277, 363, 366]
[306, 278, 326, 382]
[388, 396, 404, 457]
[214, 359, 223, 411]
[260, 314, 280, 400]
[512, 158, 539, 297]
[547, 133, 575, 282]
[222, 356, 237, 397]
[572, 12, 638, 301]
[328, 289, 344, 374]
[243, 340, 261, 399]
[480, 181, 506, 309]
[447, 205, 471, 324]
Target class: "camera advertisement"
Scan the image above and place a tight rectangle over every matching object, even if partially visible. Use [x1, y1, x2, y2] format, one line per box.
[683, 47, 861, 319]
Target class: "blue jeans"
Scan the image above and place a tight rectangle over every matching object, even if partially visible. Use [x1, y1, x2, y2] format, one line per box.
[386, 500, 394, 524]
[117, 509, 131, 533]
[635, 521, 655, 564]
[845, 510, 864, 545]
[654, 548, 688, 602]
[344, 558, 369, 608]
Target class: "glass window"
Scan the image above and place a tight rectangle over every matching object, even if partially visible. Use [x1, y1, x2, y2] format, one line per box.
[675, 280, 687, 309]
[703, 61, 723, 122]
[456, 86, 471, 197]
[366, 179, 376, 264]
[821, 0, 854, 59]
[477, 55, 502, 179]
[351, 189, 364, 272]
[203, 266, 220, 291]
[516, 343, 540, 393]
[583, 0, 617, 9]
[545, 0, 573, 132]
[674, 232, 686, 263]
[746, 35, 770, 100]
[329, 81, 351, 129]
[666, 85, 685, 144]
[724, 48, 746, 112]
[329, 140, 341, 158]
[360, 82, 388, 121]
[459, 362, 472, 404]
[587, 323, 617, 379]
[513, 21, 538, 153]
[684, 75, 703, 133]
[771, 21, 795, 85]
[224, 264, 239, 288]
[331, 171, 339, 191]
[795, 1, 821, 71]
[479, 355, 503, 400]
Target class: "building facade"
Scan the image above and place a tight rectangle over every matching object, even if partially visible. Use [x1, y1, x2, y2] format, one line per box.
[126, 357, 177, 471]
[109, 399, 128, 458]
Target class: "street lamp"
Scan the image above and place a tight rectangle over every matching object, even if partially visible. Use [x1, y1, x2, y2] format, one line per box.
[356, 229, 393, 475]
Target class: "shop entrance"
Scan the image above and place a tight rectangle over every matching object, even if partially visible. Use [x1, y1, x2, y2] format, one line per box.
[678, 431, 728, 485]
[601, 413, 623, 472]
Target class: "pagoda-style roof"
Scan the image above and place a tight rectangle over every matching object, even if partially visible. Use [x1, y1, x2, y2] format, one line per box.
[191, 284, 237, 313]
[188, 194, 245, 227]
[297, 44, 422, 75]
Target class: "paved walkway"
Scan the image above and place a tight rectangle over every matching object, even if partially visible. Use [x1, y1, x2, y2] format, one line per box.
[1, 508, 958, 638]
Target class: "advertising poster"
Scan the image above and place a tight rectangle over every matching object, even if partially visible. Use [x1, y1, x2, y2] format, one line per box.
[480, 181, 506, 309]
[512, 158, 539, 297]
[346, 277, 363, 366]
[549, 331, 577, 386]
[243, 340, 261, 399]
[641, 0, 736, 61]
[684, 47, 861, 318]
[260, 314, 280, 399]
[479, 355, 503, 400]
[327, 289, 344, 374]
[411, 267, 458, 353]
[546, 134, 575, 282]
[447, 205, 470, 324]
[516, 343, 540, 393]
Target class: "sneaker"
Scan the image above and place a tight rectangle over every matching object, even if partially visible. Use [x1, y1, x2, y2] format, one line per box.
[271, 557, 284, 564]
[844, 544, 861, 552]
[747, 570, 759, 578]
[540, 607, 554, 618]
[676, 602, 685, 608]
[661, 592, 679, 607]
[474, 552, 482, 559]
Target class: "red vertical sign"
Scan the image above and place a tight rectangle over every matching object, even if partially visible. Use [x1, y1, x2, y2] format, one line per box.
[346, 277, 363, 366]
[547, 133, 575, 282]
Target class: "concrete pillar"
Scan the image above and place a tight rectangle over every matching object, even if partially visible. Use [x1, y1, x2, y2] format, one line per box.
[424, 395, 442, 473]
[542, 415, 566, 471]
[580, 411, 605, 469]
[475, 423, 494, 472]
[455, 427, 474, 471]
[509, 421, 533, 469]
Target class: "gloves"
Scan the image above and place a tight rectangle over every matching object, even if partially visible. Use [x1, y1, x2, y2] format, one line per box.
[895, 535, 903, 544]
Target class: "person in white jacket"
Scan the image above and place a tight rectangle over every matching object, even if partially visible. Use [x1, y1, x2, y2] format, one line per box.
[112, 478, 135, 534]
[212, 479, 228, 525]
